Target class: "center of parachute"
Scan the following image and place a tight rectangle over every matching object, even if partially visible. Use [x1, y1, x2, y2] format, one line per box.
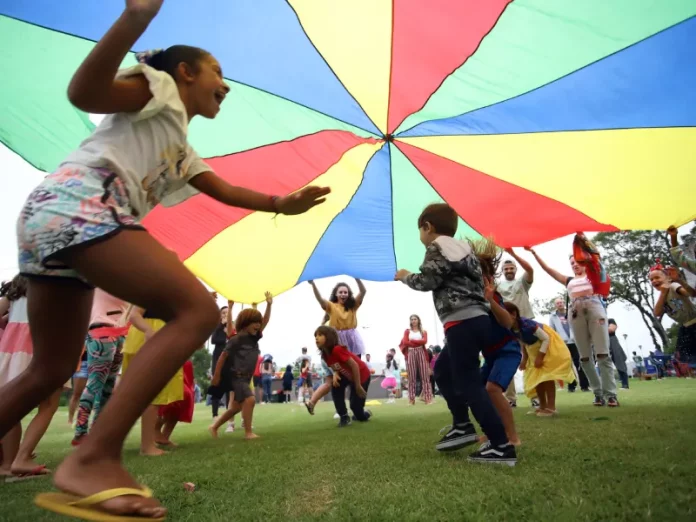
[384, 133, 394, 143]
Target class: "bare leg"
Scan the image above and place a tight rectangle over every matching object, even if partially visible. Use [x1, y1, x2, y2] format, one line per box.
[0, 425, 21, 476]
[240, 397, 258, 440]
[12, 388, 62, 474]
[68, 377, 87, 424]
[544, 381, 557, 412]
[43, 230, 218, 519]
[156, 413, 178, 446]
[209, 394, 238, 438]
[140, 406, 164, 457]
[308, 380, 331, 408]
[485, 382, 521, 446]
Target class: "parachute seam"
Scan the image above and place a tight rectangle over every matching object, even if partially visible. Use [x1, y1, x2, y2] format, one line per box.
[398, 13, 696, 137]
[392, 1, 514, 136]
[385, 0, 395, 134]
[393, 140, 618, 242]
[0, 14, 380, 139]
[294, 142, 387, 284]
[283, 1, 384, 137]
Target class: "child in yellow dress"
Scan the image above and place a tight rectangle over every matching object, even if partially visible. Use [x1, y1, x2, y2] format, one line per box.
[504, 302, 576, 417]
[122, 308, 183, 456]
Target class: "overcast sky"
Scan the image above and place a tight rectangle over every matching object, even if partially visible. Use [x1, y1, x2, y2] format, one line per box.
[1, 143, 677, 370]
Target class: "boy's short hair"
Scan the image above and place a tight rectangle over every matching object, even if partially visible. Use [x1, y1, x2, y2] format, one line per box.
[417, 203, 458, 237]
[235, 308, 263, 332]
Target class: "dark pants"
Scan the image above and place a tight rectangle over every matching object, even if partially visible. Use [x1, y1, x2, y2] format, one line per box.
[434, 316, 507, 446]
[618, 370, 629, 389]
[211, 392, 229, 417]
[262, 374, 273, 402]
[331, 376, 370, 421]
[567, 343, 590, 391]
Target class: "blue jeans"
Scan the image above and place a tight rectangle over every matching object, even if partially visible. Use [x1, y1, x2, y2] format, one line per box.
[262, 375, 273, 403]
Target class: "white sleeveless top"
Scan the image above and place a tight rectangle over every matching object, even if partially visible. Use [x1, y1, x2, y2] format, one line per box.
[567, 276, 594, 298]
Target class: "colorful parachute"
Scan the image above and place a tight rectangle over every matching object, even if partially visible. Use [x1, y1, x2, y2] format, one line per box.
[1, 1, 695, 302]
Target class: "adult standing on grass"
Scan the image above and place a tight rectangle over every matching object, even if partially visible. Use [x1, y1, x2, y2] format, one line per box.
[400, 314, 433, 405]
[525, 245, 619, 407]
[210, 301, 232, 419]
[496, 248, 535, 408]
[549, 297, 589, 392]
[608, 319, 629, 390]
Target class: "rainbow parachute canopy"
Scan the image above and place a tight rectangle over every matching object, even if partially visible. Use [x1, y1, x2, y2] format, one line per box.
[1, 1, 695, 302]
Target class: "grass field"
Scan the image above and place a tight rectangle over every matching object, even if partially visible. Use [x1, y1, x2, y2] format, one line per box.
[2, 379, 695, 521]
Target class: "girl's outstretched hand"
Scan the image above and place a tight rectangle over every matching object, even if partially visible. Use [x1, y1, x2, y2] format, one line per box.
[126, 0, 164, 18]
[276, 186, 331, 215]
[265, 291, 273, 304]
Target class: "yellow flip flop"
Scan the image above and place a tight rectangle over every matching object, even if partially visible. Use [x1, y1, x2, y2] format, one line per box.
[34, 486, 165, 521]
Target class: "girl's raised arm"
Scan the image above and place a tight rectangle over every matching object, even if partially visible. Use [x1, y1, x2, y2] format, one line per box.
[308, 281, 329, 311]
[261, 292, 273, 332]
[525, 247, 570, 287]
[67, 2, 163, 114]
[355, 278, 367, 307]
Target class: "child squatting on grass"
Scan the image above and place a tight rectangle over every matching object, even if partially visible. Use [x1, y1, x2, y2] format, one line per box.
[315, 326, 373, 427]
[395, 203, 517, 466]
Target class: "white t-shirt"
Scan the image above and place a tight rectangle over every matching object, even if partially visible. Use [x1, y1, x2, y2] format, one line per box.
[62, 64, 210, 217]
[497, 277, 534, 319]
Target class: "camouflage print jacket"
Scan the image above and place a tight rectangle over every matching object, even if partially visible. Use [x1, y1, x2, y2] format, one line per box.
[403, 236, 489, 324]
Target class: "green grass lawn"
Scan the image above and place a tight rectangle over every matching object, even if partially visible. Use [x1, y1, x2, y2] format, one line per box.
[2, 379, 695, 521]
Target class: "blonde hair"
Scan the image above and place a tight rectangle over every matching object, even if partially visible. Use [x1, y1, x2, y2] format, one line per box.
[469, 237, 502, 279]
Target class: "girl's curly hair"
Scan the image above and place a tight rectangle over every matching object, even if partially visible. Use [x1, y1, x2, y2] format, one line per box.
[329, 283, 356, 311]
[0, 275, 28, 302]
[469, 237, 502, 280]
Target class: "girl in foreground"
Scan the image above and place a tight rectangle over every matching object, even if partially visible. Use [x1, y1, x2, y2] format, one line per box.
[315, 326, 372, 427]
[0, 2, 328, 519]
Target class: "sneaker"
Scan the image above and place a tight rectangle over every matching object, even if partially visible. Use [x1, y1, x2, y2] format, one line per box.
[225, 422, 235, 433]
[593, 396, 606, 407]
[607, 397, 620, 407]
[467, 441, 517, 467]
[305, 401, 315, 415]
[333, 413, 340, 419]
[435, 423, 478, 452]
[530, 398, 540, 409]
[508, 401, 517, 408]
[337, 415, 352, 428]
[352, 409, 373, 422]
[581, 388, 591, 392]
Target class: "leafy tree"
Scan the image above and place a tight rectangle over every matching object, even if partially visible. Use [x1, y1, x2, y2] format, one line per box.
[191, 346, 212, 390]
[664, 323, 679, 355]
[532, 292, 566, 318]
[593, 230, 672, 350]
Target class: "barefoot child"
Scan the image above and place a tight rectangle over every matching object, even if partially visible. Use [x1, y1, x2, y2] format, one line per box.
[395, 204, 516, 466]
[315, 326, 372, 427]
[155, 358, 195, 446]
[505, 303, 576, 416]
[3, 2, 328, 518]
[209, 295, 273, 439]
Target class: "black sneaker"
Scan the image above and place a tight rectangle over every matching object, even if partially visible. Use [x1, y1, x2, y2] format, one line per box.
[593, 395, 606, 407]
[305, 401, 315, 415]
[468, 442, 517, 467]
[531, 398, 540, 409]
[435, 423, 478, 452]
[607, 397, 620, 407]
[337, 415, 352, 428]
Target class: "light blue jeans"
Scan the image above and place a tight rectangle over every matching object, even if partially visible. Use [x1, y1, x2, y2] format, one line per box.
[570, 296, 617, 399]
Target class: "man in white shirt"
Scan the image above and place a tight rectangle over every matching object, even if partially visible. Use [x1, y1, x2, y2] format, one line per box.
[548, 298, 589, 392]
[496, 248, 535, 406]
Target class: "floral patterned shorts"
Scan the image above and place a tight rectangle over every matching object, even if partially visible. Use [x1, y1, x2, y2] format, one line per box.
[17, 165, 144, 284]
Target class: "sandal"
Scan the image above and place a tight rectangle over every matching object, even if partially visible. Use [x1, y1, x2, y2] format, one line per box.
[34, 486, 165, 521]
